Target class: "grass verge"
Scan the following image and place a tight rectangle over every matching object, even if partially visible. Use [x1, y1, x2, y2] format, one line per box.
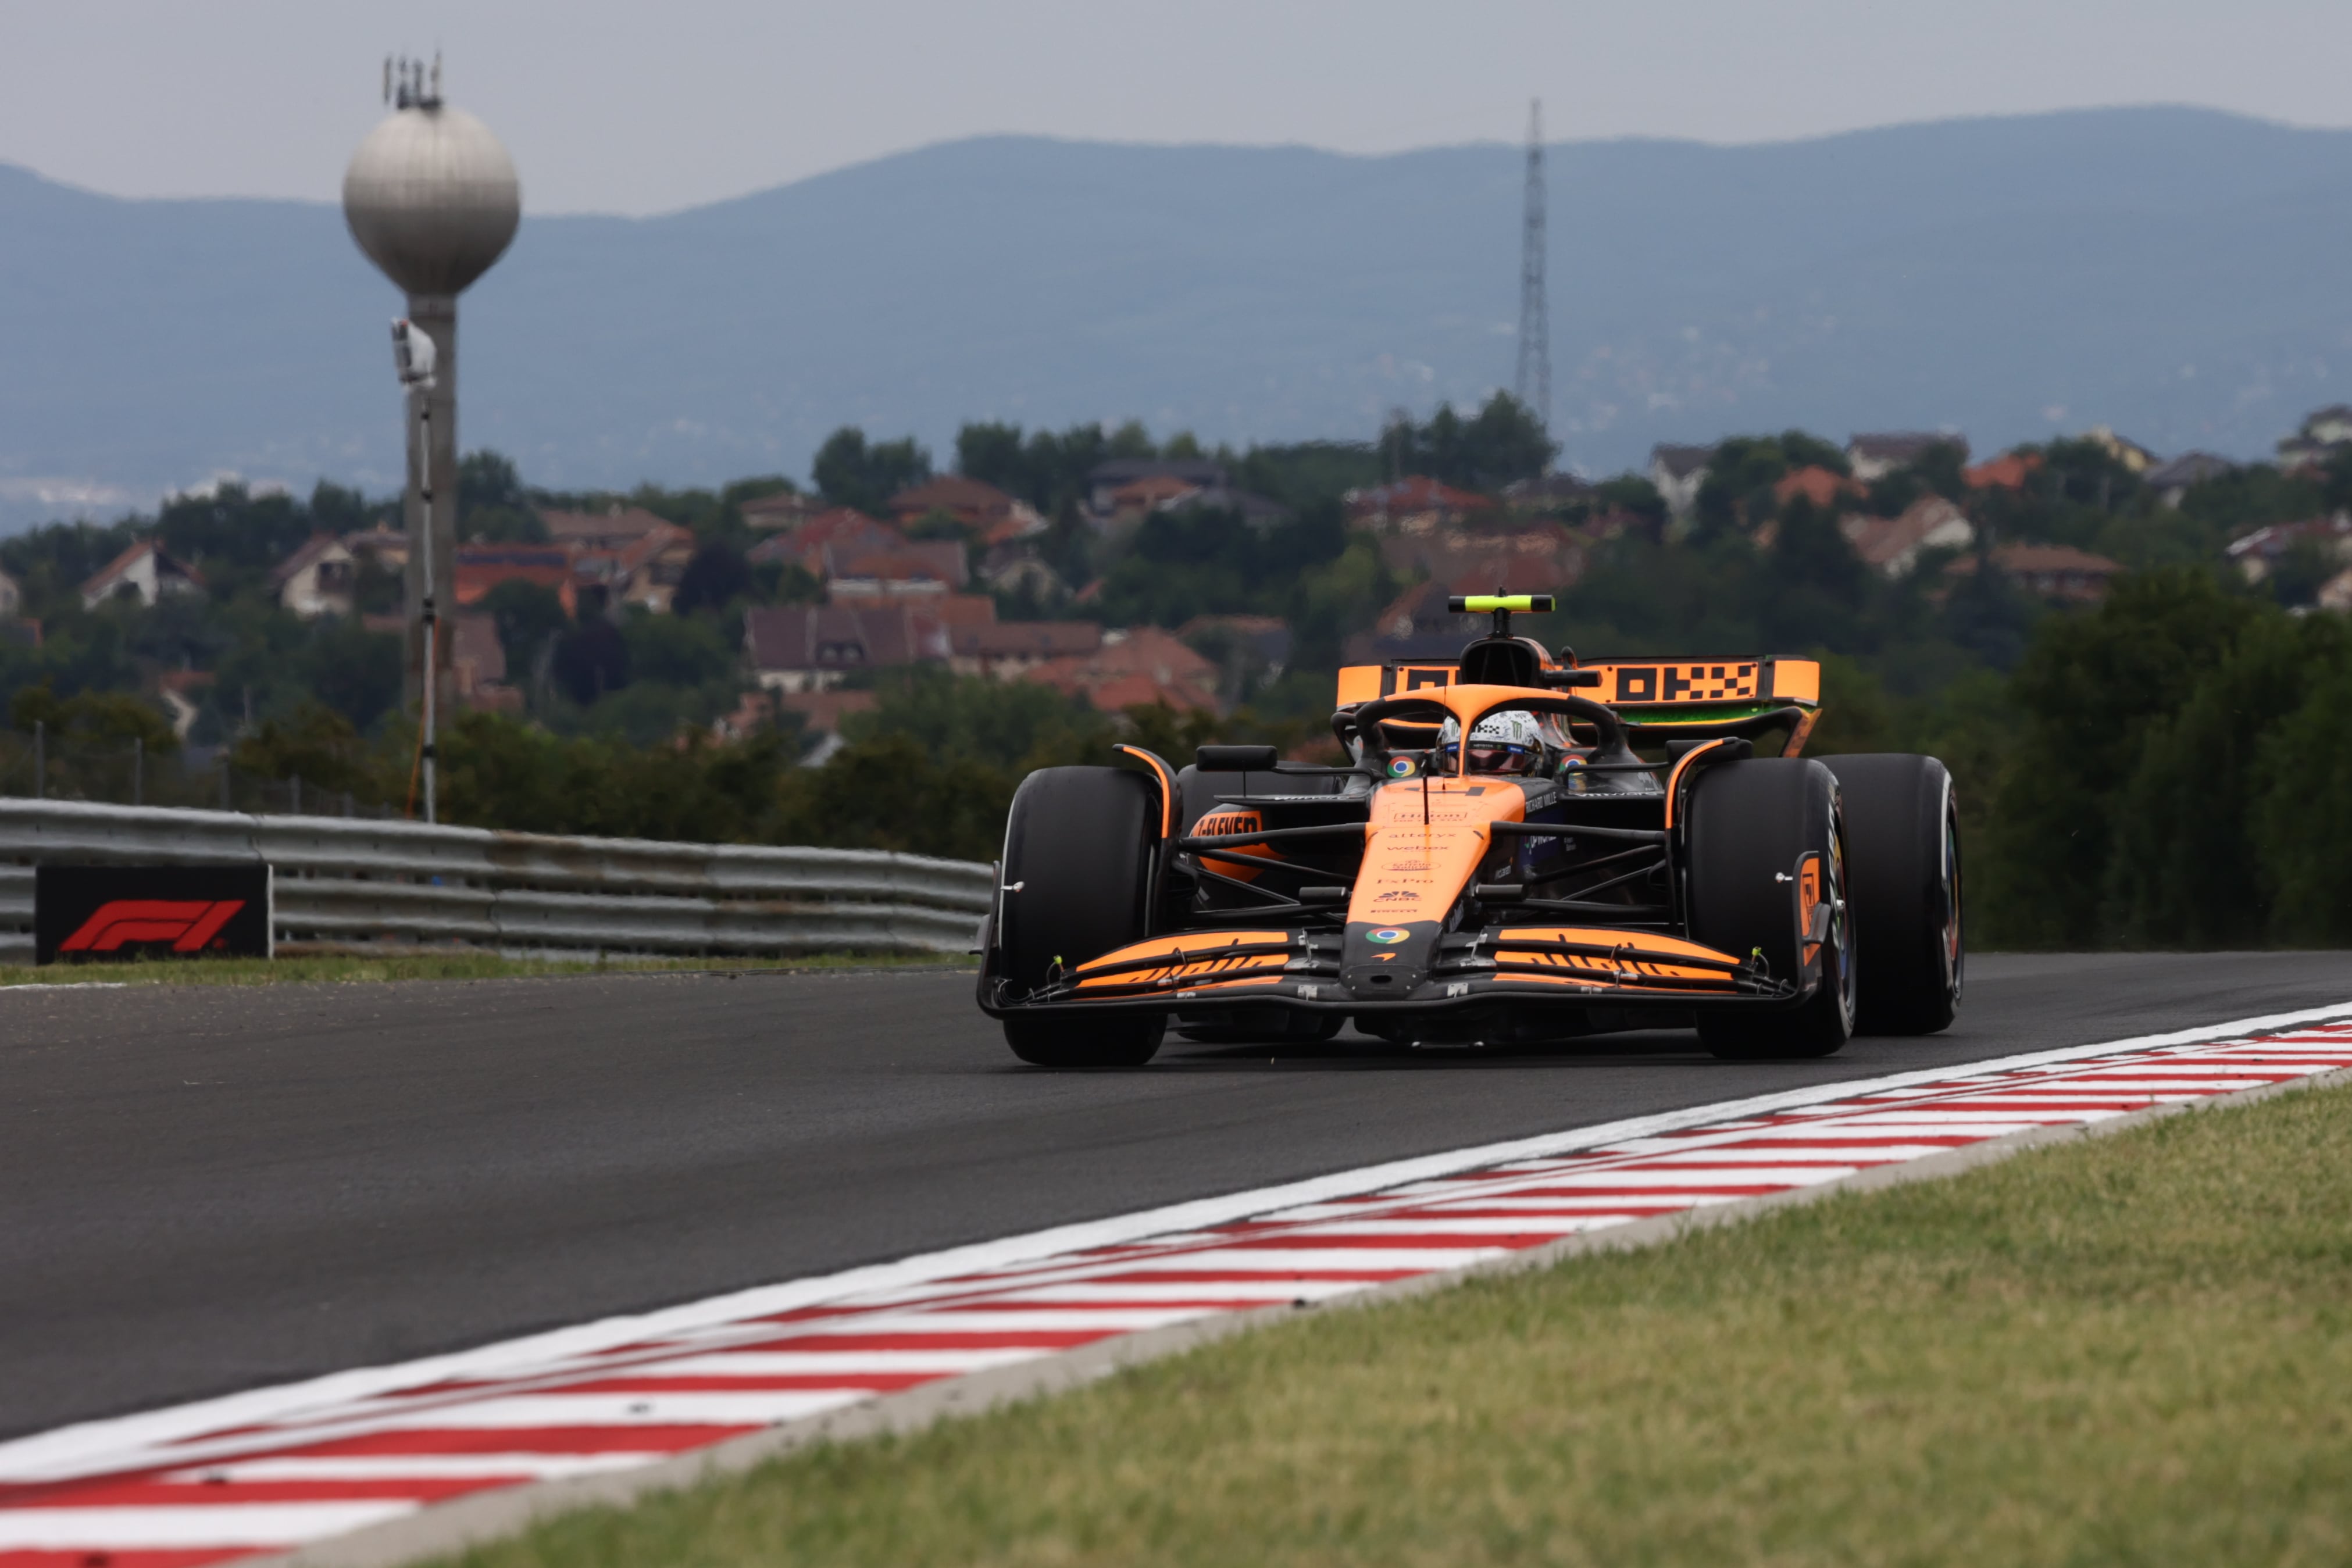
[448, 1078, 2352, 1567]
[0, 950, 974, 987]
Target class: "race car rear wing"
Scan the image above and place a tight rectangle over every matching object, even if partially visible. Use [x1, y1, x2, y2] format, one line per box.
[1336, 656, 1820, 710]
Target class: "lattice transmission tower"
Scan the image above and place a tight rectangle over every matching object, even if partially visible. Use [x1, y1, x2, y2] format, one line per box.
[1514, 98, 1551, 435]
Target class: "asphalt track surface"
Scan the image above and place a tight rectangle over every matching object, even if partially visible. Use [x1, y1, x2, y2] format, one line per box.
[8, 951, 2350, 1444]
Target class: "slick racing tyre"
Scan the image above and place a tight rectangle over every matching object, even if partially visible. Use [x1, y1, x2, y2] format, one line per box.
[998, 766, 1164, 1067]
[1686, 758, 1856, 1060]
[1821, 753, 1962, 1035]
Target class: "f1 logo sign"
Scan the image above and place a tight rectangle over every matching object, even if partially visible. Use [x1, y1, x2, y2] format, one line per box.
[60, 899, 246, 954]
[36, 865, 273, 964]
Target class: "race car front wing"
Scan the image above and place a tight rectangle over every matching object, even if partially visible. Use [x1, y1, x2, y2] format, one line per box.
[980, 923, 1805, 1019]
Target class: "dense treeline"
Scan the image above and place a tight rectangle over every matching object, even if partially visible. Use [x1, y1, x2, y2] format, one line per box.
[9, 393, 2352, 945]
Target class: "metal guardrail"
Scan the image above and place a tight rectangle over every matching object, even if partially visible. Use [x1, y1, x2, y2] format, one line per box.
[0, 799, 994, 964]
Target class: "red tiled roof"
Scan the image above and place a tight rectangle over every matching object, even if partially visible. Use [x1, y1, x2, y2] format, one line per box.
[737, 490, 820, 526]
[773, 688, 878, 733]
[1773, 466, 1861, 508]
[829, 541, 969, 590]
[888, 475, 1019, 520]
[954, 620, 1104, 658]
[1345, 476, 1496, 522]
[1022, 626, 1220, 713]
[743, 602, 952, 672]
[453, 545, 578, 614]
[540, 507, 680, 549]
[1964, 452, 2044, 491]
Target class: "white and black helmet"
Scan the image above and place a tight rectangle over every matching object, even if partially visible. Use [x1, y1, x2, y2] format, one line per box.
[1437, 710, 1550, 776]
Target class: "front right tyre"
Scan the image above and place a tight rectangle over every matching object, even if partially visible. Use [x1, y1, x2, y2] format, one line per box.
[1821, 753, 1962, 1035]
[1685, 758, 1856, 1060]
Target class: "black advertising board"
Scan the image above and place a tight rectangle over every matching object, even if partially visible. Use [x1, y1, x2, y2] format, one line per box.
[35, 865, 274, 965]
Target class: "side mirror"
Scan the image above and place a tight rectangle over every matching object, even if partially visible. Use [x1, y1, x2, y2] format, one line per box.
[1197, 744, 1279, 772]
[1541, 669, 1602, 688]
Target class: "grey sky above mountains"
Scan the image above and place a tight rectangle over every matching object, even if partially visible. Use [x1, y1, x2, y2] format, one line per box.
[5, 0, 2352, 216]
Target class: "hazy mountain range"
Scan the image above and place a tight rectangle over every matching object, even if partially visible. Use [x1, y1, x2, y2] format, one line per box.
[5, 104, 2352, 533]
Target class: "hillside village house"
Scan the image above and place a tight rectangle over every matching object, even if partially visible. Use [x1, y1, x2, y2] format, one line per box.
[1343, 476, 1494, 533]
[741, 601, 952, 692]
[342, 524, 409, 572]
[541, 507, 696, 614]
[1502, 473, 1595, 515]
[736, 490, 824, 532]
[745, 508, 906, 578]
[1025, 626, 1220, 713]
[2225, 516, 2352, 585]
[1379, 519, 1586, 598]
[2279, 405, 2352, 470]
[1847, 432, 1968, 482]
[1840, 496, 1976, 578]
[1085, 458, 1226, 516]
[1775, 466, 1864, 509]
[947, 620, 1104, 680]
[975, 540, 1069, 602]
[80, 540, 204, 610]
[2084, 426, 2159, 474]
[270, 534, 358, 619]
[2146, 452, 2235, 508]
[1964, 451, 2043, 492]
[886, 476, 1047, 544]
[0, 567, 21, 618]
[1946, 542, 2122, 604]
[454, 544, 578, 616]
[824, 541, 969, 597]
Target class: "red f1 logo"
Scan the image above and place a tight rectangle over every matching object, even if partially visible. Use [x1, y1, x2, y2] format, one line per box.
[59, 899, 245, 953]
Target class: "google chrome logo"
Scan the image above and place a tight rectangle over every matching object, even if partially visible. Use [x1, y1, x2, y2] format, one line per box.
[1366, 928, 1409, 944]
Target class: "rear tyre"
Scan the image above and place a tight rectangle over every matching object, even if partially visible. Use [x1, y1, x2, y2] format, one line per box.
[1821, 754, 1962, 1035]
[997, 766, 1163, 1067]
[1686, 759, 1855, 1060]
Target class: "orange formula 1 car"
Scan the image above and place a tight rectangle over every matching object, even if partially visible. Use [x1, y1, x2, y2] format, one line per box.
[976, 595, 1961, 1067]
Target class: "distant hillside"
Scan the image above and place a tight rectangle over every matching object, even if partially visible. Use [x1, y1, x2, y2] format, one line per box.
[6, 105, 2352, 532]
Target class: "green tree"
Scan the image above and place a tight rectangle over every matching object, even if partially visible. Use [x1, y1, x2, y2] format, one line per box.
[1376, 393, 1555, 492]
[2252, 659, 2352, 942]
[672, 540, 752, 615]
[1693, 437, 1789, 534]
[812, 428, 932, 514]
[477, 579, 572, 676]
[1978, 569, 2258, 948]
[229, 702, 374, 795]
[2104, 609, 2345, 945]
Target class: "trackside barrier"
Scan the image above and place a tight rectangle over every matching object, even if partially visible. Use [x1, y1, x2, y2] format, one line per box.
[0, 799, 994, 965]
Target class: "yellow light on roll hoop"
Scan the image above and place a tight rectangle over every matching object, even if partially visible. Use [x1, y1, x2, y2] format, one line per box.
[1451, 594, 1555, 614]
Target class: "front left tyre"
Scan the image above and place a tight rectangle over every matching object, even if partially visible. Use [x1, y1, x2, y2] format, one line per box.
[996, 766, 1165, 1067]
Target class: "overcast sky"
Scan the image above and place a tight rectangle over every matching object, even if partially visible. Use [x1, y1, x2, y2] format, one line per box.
[5, 0, 2351, 216]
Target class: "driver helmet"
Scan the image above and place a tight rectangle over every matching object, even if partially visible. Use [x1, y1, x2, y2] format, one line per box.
[1436, 710, 1548, 776]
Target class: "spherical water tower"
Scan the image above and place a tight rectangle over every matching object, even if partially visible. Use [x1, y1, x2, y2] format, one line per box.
[342, 55, 520, 723]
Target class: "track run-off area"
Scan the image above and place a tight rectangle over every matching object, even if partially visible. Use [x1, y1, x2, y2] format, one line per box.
[4, 952, 2351, 1562]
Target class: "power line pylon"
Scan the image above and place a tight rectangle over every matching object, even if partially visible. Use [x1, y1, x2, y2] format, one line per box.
[1514, 98, 1551, 439]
